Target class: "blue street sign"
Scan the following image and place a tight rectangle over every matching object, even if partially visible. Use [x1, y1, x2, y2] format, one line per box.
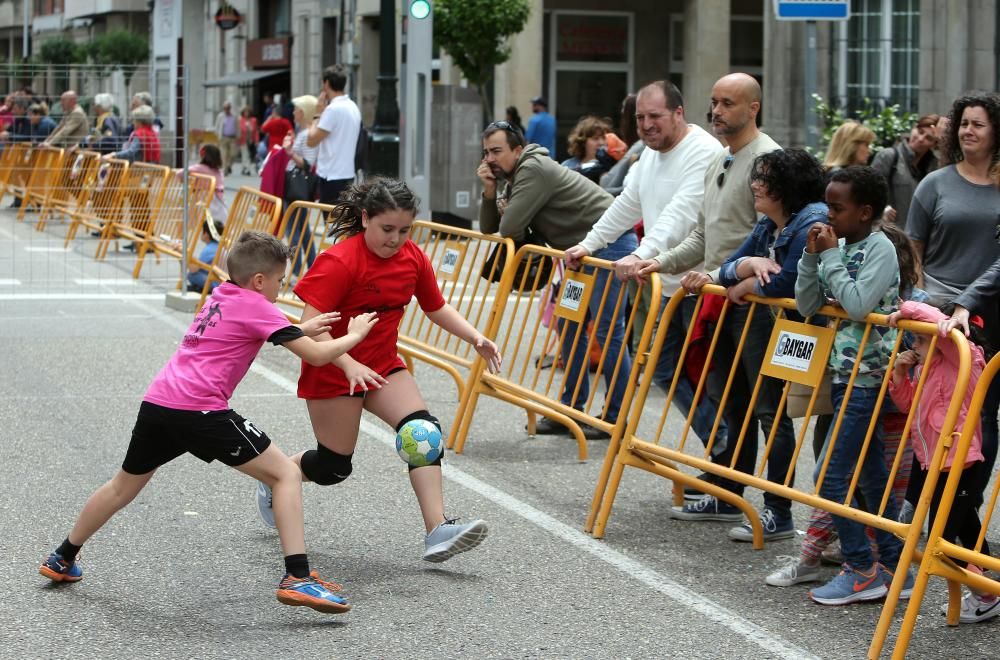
[773, 0, 850, 21]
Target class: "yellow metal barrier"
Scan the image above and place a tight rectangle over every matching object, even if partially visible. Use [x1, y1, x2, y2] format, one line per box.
[132, 171, 216, 281]
[874, 352, 1000, 659]
[35, 150, 100, 232]
[63, 158, 130, 255]
[0, 141, 27, 197]
[193, 186, 282, 308]
[397, 221, 514, 410]
[273, 201, 337, 305]
[450, 243, 662, 461]
[100, 162, 173, 259]
[588, 283, 974, 656]
[5, 143, 38, 204]
[17, 146, 63, 222]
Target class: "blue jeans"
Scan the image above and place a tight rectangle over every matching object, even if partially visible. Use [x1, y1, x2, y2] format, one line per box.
[186, 269, 218, 293]
[283, 206, 317, 274]
[815, 382, 902, 571]
[559, 231, 638, 422]
[652, 294, 725, 447]
[705, 304, 796, 515]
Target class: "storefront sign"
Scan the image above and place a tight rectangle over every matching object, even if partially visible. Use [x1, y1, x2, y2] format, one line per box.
[215, 4, 242, 30]
[556, 15, 629, 63]
[247, 38, 291, 68]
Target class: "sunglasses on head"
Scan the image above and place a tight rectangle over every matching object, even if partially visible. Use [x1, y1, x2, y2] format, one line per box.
[716, 154, 735, 188]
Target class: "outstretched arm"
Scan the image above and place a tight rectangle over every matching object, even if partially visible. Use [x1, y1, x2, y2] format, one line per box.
[282, 313, 379, 367]
[425, 303, 502, 373]
[298, 303, 388, 393]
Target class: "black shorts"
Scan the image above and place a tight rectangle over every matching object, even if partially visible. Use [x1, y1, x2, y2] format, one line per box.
[122, 401, 272, 474]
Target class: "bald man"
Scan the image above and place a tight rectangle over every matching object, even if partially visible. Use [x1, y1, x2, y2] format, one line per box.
[44, 90, 89, 149]
[638, 73, 797, 541]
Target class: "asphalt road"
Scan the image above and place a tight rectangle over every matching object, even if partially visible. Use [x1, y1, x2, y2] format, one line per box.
[1, 180, 997, 660]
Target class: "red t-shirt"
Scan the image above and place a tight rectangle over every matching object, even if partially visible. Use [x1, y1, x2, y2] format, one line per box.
[260, 116, 293, 147]
[294, 233, 446, 398]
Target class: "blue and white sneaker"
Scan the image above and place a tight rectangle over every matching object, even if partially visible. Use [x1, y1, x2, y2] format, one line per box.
[256, 481, 276, 529]
[878, 563, 915, 600]
[669, 494, 743, 522]
[810, 565, 887, 605]
[39, 551, 83, 583]
[940, 591, 1000, 623]
[728, 507, 796, 542]
[276, 574, 351, 613]
[422, 518, 488, 562]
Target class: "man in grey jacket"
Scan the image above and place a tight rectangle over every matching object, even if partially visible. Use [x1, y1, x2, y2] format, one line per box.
[477, 121, 615, 439]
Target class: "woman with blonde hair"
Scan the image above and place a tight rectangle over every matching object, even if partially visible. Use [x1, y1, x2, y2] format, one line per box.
[562, 115, 614, 183]
[823, 120, 876, 170]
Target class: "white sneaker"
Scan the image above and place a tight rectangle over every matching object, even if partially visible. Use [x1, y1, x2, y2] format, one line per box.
[766, 559, 822, 587]
[940, 591, 1000, 623]
[256, 481, 276, 529]
[422, 518, 488, 563]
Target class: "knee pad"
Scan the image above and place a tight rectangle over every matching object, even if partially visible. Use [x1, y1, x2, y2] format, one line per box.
[301, 445, 353, 486]
[396, 410, 444, 471]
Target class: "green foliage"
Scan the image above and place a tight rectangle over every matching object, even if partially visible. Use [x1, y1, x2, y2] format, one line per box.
[812, 94, 918, 160]
[434, 0, 531, 118]
[37, 38, 86, 65]
[87, 30, 149, 84]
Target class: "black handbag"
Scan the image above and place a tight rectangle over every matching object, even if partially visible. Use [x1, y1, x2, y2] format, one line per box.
[284, 160, 317, 203]
[480, 228, 553, 291]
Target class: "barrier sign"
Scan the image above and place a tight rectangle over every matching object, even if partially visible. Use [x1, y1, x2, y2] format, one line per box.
[760, 318, 835, 386]
[436, 240, 466, 281]
[554, 270, 594, 322]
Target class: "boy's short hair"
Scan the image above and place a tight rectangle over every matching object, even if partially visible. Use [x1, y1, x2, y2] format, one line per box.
[322, 65, 348, 93]
[827, 166, 888, 220]
[226, 231, 289, 285]
[203, 218, 224, 240]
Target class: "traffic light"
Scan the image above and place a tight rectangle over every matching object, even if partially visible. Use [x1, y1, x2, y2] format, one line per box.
[409, 0, 431, 20]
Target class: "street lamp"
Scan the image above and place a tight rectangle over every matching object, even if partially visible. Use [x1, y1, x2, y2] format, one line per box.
[368, 0, 400, 178]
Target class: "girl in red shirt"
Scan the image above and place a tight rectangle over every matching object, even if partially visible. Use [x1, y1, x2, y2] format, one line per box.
[265, 177, 501, 563]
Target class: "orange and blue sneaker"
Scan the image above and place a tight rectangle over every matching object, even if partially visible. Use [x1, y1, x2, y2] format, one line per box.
[810, 564, 887, 605]
[276, 574, 351, 614]
[39, 552, 83, 583]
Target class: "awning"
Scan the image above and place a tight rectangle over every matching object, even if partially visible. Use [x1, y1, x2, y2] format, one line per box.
[203, 69, 288, 88]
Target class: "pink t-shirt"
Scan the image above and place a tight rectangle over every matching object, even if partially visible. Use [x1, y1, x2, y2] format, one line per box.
[144, 283, 295, 411]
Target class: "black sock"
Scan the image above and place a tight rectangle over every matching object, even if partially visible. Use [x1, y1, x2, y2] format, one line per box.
[284, 553, 310, 579]
[56, 538, 82, 562]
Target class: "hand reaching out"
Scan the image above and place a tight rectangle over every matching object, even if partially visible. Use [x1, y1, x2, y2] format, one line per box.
[472, 334, 503, 373]
[346, 312, 379, 340]
[299, 311, 341, 337]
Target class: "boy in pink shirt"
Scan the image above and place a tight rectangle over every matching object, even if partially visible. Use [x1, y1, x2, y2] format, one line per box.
[39, 231, 378, 614]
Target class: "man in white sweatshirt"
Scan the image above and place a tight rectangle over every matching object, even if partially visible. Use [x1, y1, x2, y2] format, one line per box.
[563, 80, 723, 442]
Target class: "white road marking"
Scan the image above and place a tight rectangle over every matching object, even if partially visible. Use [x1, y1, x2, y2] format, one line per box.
[24, 246, 71, 252]
[73, 278, 138, 286]
[0, 293, 164, 300]
[0, 278, 22, 285]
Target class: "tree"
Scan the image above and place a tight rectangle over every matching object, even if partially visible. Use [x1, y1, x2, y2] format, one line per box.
[37, 38, 86, 65]
[87, 30, 149, 86]
[812, 94, 918, 161]
[434, 0, 531, 121]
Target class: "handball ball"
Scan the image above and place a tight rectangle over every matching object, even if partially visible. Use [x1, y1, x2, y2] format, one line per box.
[395, 419, 443, 467]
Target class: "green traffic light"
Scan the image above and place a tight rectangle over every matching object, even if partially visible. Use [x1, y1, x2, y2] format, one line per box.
[409, 0, 431, 19]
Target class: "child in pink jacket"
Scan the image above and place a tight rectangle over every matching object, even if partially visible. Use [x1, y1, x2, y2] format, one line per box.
[888, 300, 997, 624]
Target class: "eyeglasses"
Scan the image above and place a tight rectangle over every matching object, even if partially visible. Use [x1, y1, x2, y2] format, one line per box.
[716, 154, 735, 188]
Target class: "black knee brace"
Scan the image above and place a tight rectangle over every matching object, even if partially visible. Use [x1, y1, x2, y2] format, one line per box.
[301, 445, 353, 486]
[396, 410, 444, 471]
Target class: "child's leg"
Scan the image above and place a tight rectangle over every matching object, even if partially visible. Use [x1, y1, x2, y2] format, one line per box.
[297, 395, 364, 483]
[800, 508, 837, 564]
[236, 444, 306, 557]
[68, 469, 156, 546]
[363, 370, 445, 533]
[853, 412, 903, 569]
[814, 384, 881, 571]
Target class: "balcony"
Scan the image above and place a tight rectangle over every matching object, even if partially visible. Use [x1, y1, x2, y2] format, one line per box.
[64, 0, 146, 21]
